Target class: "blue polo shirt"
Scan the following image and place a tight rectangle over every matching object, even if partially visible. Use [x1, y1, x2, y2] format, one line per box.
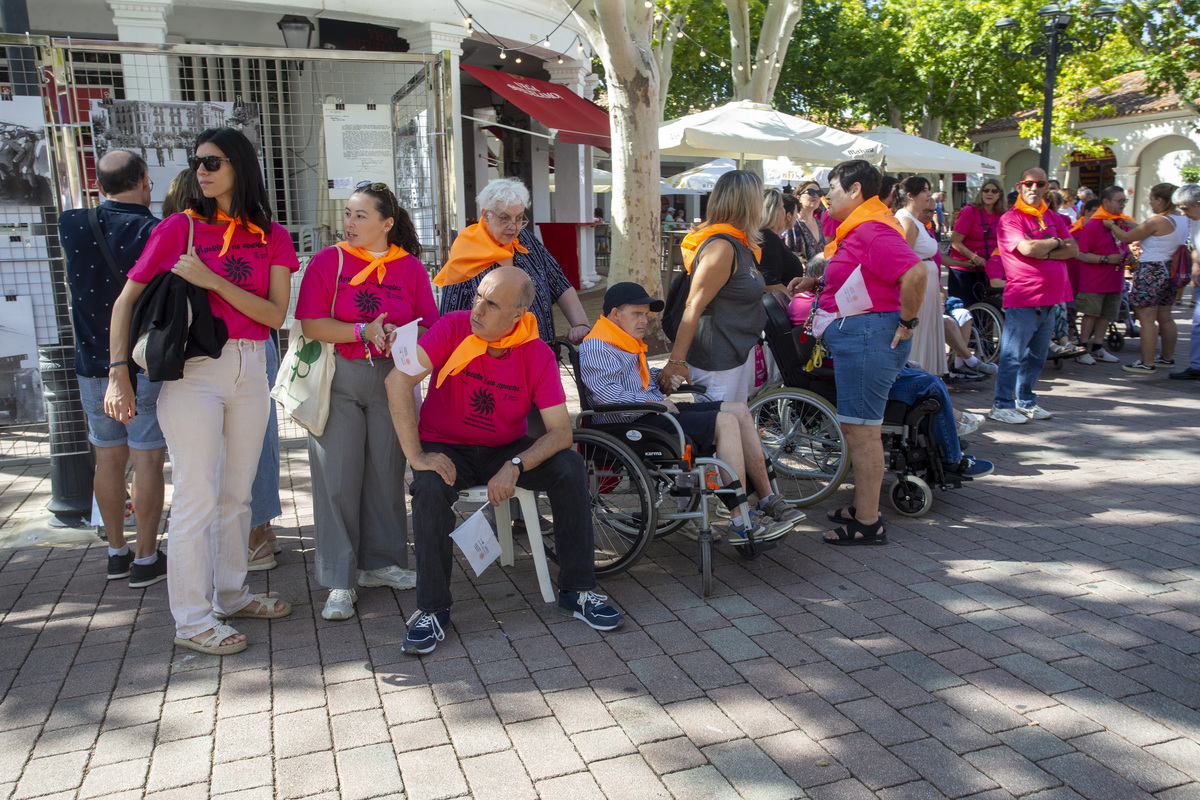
[59, 200, 159, 377]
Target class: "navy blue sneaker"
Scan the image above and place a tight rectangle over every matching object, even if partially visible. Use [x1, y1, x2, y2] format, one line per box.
[401, 609, 451, 655]
[558, 590, 624, 631]
[128, 550, 167, 588]
[946, 455, 994, 478]
[107, 550, 133, 580]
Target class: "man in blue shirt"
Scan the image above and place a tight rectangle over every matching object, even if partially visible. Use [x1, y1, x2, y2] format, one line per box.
[60, 150, 166, 587]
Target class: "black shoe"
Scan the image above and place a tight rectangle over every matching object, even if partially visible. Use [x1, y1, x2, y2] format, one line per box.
[401, 609, 451, 655]
[128, 551, 167, 588]
[107, 550, 134, 580]
[1169, 367, 1200, 380]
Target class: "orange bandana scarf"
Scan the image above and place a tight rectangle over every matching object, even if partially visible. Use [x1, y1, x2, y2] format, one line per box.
[1013, 196, 1050, 230]
[336, 242, 410, 286]
[680, 224, 762, 274]
[1069, 218, 1085, 234]
[1090, 208, 1135, 224]
[585, 315, 650, 389]
[435, 312, 540, 388]
[823, 196, 906, 258]
[433, 223, 529, 287]
[185, 209, 266, 257]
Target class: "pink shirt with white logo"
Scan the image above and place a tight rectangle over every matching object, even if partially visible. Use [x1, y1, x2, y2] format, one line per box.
[295, 246, 439, 361]
[128, 212, 300, 340]
[996, 207, 1074, 308]
[418, 312, 566, 448]
[1074, 217, 1129, 294]
[818, 220, 921, 314]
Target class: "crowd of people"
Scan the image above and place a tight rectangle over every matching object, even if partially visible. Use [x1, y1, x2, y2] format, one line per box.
[65, 128, 1200, 655]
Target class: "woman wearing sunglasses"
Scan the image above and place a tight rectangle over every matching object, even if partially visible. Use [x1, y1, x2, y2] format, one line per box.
[294, 182, 436, 621]
[105, 128, 300, 655]
[947, 178, 1007, 305]
[789, 181, 825, 262]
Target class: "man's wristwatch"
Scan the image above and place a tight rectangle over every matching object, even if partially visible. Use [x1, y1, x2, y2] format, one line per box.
[510, 457, 524, 473]
[899, 317, 919, 330]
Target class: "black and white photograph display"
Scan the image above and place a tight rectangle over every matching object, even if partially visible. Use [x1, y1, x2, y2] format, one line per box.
[0, 96, 52, 207]
[0, 296, 45, 425]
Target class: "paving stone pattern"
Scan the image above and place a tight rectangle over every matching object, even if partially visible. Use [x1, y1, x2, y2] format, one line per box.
[1, 313, 1199, 798]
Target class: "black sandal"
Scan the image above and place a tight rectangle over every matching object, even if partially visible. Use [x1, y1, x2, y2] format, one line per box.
[826, 506, 856, 525]
[823, 517, 888, 546]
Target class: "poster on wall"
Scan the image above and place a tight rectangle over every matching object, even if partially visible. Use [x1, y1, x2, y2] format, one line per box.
[322, 103, 393, 200]
[89, 99, 262, 203]
[0, 95, 53, 207]
[0, 295, 45, 425]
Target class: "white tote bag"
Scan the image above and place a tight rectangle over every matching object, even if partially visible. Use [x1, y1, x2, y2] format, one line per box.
[270, 249, 343, 436]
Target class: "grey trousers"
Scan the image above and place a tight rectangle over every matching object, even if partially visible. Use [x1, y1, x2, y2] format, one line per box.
[309, 355, 409, 589]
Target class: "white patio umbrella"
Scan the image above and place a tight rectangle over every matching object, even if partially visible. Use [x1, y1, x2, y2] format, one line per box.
[860, 126, 1001, 174]
[666, 158, 735, 192]
[659, 100, 882, 164]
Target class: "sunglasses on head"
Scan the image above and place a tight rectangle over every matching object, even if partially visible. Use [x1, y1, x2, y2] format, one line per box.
[188, 155, 231, 172]
[1020, 180, 1048, 189]
[356, 180, 389, 192]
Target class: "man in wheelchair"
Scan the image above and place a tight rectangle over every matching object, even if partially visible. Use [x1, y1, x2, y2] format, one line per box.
[579, 282, 805, 545]
[385, 267, 623, 656]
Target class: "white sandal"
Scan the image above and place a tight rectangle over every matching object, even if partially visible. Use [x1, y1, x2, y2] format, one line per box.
[174, 623, 247, 656]
[247, 540, 277, 572]
[217, 593, 292, 620]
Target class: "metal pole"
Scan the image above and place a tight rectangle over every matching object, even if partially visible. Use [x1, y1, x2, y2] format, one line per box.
[1039, 26, 1059, 175]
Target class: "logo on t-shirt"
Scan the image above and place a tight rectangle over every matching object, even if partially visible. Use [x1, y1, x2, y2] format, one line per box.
[469, 386, 495, 417]
[223, 255, 253, 288]
[353, 288, 381, 320]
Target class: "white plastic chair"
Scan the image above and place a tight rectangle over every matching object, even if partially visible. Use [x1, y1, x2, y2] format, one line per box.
[458, 486, 555, 604]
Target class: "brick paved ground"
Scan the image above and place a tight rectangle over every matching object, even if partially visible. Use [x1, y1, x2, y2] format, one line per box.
[2, 304, 1199, 799]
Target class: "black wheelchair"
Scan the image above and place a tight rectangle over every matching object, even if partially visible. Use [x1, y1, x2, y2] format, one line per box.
[756, 290, 974, 517]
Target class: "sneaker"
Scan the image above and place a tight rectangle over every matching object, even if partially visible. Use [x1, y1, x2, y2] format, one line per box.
[725, 514, 792, 544]
[558, 590, 624, 631]
[965, 359, 998, 376]
[987, 406, 1029, 425]
[1154, 356, 1175, 366]
[128, 551, 167, 588]
[758, 495, 806, 527]
[358, 566, 417, 590]
[1122, 361, 1156, 374]
[402, 609, 451, 654]
[1169, 367, 1200, 380]
[1075, 352, 1097, 365]
[956, 411, 983, 438]
[107, 549, 134, 580]
[945, 455, 995, 478]
[1017, 404, 1053, 420]
[322, 588, 357, 620]
[1093, 348, 1120, 363]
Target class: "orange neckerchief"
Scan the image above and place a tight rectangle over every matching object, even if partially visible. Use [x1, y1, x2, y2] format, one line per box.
[1069, 218, 1084, 234]
[336, 242, 410, 286]
[1013, 196, 1050, 230]
[1090, 207, 1135, 224]
[585, 315, 649, 389]
[435, 312, 539, 388]
[185, 209, 266, 257]
[433, 223, 529, 287]
[822, 196, 906, 258]
[680, 224, 762, 274]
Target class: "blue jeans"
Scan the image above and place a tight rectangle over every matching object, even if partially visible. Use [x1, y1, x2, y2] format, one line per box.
[250, 335, 281, 527]
[993, 305, 1053, 409]
[823, 311, 911, 426]
[889, 368, 960, 465]
[1189, 297, 1200, 370]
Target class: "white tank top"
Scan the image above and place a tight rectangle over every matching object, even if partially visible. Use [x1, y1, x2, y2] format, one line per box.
[1139, 214, 1189, 263]
[895, 208, 939, 260]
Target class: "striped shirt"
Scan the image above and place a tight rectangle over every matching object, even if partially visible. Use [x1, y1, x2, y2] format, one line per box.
[579, 337, 664, 424]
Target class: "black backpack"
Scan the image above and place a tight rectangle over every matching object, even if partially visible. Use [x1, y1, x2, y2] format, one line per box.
[661, 233, 739, 342]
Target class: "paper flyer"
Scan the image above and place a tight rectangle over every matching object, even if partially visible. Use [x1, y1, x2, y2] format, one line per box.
[450, 507, 502, 577]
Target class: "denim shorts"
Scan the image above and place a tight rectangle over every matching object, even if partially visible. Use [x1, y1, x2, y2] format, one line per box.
[823, 311, 911, 426]
[77, 374, 166, 450]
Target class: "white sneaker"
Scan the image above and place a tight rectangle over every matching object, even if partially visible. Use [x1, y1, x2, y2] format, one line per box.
[957, 411, 983, 437]
[322, 588, 357, 620]
[1093, 348, 1120, 363]
[987, 406, 1029, 425]
[965, 360, 998, 376]
[1075, 352, 1096, 365]
[1017, 404, 1053, 420]
[358, 565, 417, 590]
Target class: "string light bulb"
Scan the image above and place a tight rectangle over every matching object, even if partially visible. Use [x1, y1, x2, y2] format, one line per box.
[737, 63, 743, 70]
[699, 49, 706, 58]
[645, 0, 653, 6]
[499, 50, 506, 59]
[462, 14, 472, 26]
[577, 41, 584, 53]
[514, 56, 522, 63]
[719, 59, 726, 67]
[543, 37, 551, 47]
[557, 56, 563, 63]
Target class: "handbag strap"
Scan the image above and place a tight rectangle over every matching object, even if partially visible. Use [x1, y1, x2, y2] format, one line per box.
[88, 206, 125, 284]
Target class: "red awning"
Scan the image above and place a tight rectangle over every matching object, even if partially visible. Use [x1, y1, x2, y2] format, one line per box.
[462, 64, 611, 151]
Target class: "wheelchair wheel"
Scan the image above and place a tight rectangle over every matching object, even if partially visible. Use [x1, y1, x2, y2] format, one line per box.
[890, 475, 933, 517]
[570, 428, 657, 576]
[749, 388, 849, 506]
[1106, 328, 1125, 352]
[698, 536, 713, 598]
[967, 301, 1004, 364]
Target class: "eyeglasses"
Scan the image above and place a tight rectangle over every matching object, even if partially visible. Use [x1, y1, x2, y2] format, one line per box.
[802, 188, 823, 197]
[188, 155, 232, 172]
[147, 178, 154, 191]
[1020, 180, 1048, 189]
[355, 180, 389, 192]
[487, 211, 528, 229]
[1111, 198, 1128, 205]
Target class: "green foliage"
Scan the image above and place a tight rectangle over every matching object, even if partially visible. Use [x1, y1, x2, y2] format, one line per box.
[1182, 164, 1200, 183]
[1119, 0, 1200, 110]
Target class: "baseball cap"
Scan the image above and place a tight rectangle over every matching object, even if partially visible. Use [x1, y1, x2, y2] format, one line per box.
[602, 282, 665, 315]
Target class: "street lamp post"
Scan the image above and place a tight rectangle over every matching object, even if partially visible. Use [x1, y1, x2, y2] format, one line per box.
[994, 4, 1117, 175]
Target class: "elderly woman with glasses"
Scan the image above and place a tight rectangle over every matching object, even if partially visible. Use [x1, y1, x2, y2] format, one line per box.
[435, 177, 591, 344]
[294, 181, 438, 622]
[947, 178, 1007, 305]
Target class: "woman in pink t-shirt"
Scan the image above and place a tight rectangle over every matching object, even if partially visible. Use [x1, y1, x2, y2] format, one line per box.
[295, 183, 438, 621]
[105, 128, 300, 656]
[947, 179, 1006, 305]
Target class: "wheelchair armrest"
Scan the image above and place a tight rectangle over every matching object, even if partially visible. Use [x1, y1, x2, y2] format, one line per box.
[583, 403, 669, 415]
[675, 384, 707, 395]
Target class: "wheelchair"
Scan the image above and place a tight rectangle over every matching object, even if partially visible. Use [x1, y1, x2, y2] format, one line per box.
[757, 290, 974, 518]
[551, 340, 795, 597]
[967, 289, 1005, 364]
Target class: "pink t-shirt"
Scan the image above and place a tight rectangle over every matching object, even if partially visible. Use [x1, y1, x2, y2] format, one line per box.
[1073, 217, 1130, 294]
[128, 212, 300, 340]
[819, 220, 921, 314]
[787, 292, 815, 326]
[950, 205, 1003, 271]
[996, 207, 1073, 308]
[821, 212, 839, 240]
[418, 311, 567, 447]
[295, 246, 439, 361]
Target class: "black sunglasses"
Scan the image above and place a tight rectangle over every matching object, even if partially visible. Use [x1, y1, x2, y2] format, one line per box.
[356, 180, 389, 192]
[803, 188, 823, 197]
[1020, 180, 1048, 189]
[188, 155, 232, 172]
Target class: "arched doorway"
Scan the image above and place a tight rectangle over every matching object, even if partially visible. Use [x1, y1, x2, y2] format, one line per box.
[1071, 147, 1116, 193]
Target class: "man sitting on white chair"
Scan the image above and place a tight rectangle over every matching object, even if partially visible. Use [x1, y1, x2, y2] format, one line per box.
[385, 266, 623, 655]
[579, 282, 804, 544]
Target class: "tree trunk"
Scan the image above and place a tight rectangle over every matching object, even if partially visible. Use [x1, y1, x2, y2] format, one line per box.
[655, 12, 685, 119]
[724, 0, 804, 103]
[574, 0, 663, 296]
